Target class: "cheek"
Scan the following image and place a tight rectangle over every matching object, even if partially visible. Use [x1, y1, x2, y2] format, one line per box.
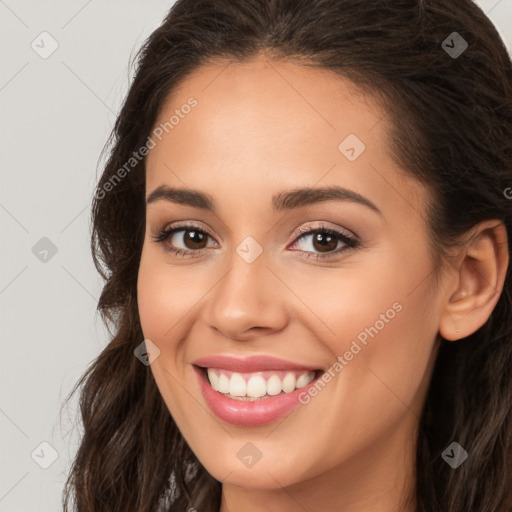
[137, 252, 202, 340]
[284, 254, 437, 414]
[136, 254, 202, 428]
[323, 277, 438, 428]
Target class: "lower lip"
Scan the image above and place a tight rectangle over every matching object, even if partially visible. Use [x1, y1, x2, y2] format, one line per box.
[193, 365, 322, 427]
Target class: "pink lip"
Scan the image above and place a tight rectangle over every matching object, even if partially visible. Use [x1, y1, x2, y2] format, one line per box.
[192, 354, 320, 372]
[192, 356, 324, 427]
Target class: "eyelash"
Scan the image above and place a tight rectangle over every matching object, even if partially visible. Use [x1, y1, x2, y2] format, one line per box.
[151, 222, 361, 260]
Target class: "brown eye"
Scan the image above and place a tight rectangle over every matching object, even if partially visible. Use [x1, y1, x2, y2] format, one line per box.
[151, 223, 216, 256]
[310, 232, 338, 253]
[289, 225, 360, 260]
[178, 229, 209, 250]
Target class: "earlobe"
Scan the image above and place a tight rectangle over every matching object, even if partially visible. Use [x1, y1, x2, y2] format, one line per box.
[438, 220, 509, 342]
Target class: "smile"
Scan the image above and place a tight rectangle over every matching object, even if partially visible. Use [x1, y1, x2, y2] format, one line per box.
[192, 355, 325, 426]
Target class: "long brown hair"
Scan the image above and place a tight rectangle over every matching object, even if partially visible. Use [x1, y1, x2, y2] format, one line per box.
[61, 1, 512, 510]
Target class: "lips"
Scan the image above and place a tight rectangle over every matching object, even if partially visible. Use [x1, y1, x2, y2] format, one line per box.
[192, 355, 324, 426]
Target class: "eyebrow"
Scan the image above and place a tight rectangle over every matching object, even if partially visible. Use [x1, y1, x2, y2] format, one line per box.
[146, 184, 382, 215]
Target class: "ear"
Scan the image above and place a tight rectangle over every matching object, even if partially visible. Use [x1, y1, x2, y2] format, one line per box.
[438, 220, 509, 342]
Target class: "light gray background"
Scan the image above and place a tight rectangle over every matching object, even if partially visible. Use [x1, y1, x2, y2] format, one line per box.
[1, 1, 511, 510]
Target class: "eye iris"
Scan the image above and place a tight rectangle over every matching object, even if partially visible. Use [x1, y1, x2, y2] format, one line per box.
[184, 230, 207, 249]
[312, 232, 337, 252]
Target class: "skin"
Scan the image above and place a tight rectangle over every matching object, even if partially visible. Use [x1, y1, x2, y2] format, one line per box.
[137, 53, 509, 512]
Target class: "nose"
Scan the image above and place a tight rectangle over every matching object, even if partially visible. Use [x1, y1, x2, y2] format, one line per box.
[202, 247, 288, 342]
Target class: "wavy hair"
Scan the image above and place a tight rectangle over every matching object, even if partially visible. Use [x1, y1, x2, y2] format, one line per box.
[61, 1, 512, 510]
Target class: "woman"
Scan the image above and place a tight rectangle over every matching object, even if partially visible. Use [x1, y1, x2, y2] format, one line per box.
[62, 0, 512, 511]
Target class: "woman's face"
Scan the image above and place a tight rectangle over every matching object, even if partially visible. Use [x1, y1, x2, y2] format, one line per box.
[137, 54, 446, 496]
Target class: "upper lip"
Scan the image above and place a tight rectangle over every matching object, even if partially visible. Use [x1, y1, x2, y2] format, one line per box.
[193, 355, 321, 373]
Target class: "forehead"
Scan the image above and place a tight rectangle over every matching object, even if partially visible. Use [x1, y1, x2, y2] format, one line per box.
[145, 54, 429, 221]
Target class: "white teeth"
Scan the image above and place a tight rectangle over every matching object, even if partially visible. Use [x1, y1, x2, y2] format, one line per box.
[282, 373, 296, 393]
[246, 375, 267, 397]
[207, 369, 219, 390]
[206, 369, 316, 398]
[296, 372, 313, 388]
[218, 373, 230, 393]
[266, 375, 282, 395]
[229, 373, 246, 396]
